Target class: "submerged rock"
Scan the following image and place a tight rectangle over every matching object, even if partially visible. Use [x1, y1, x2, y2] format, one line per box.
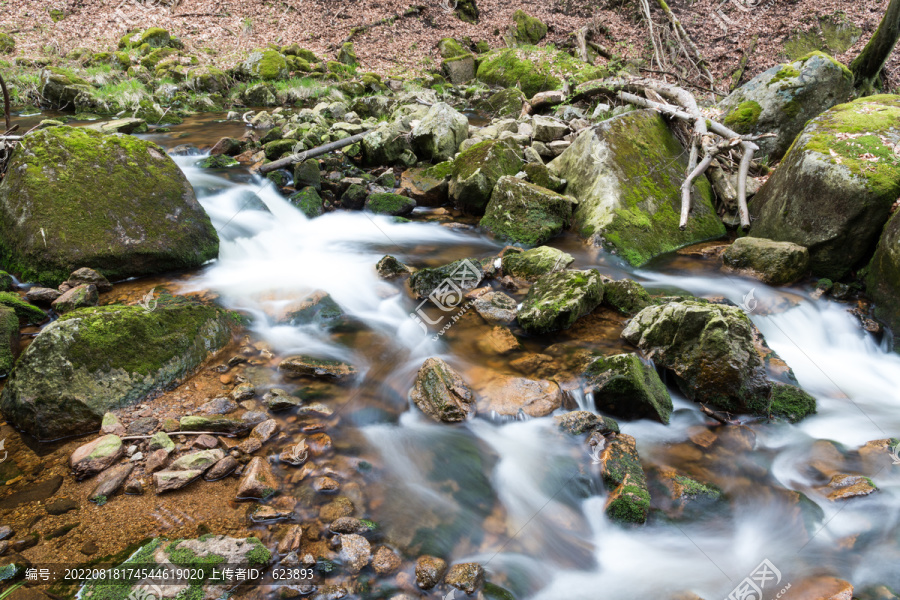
[89, 463, 133, 503]
[415, 555, 448, 590]
[0, 126, 218, 287]
[719, 52, 854, 159]
[480, 177, 576, 246]
[750, 95, 900, 279]
[410, 357, 475, 423]
[517, 269, 604, 335]
[548, 110, 724, 266]
[473, 371, 562, 418]
[408, 258, 483, 299]
[445, 562, 485, 594]
[622, 300, 771, 414]
[598, 434, 651, 524]
[472, 291, 518, 324]
[583, 353, 673, 424]
[339, 534, 371, 574]
[449, 139, 523, 214]
[0, 302, 234, 440]
[237, 456, 278, 499]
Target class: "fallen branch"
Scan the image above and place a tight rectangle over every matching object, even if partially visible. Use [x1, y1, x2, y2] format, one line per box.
[342, 5, 425, 44]
[258, 130, 372, 174]
[700, 404, 737, 425]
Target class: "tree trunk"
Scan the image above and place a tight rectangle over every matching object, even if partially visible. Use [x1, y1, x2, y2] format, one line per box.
[851, 0, 900, 93]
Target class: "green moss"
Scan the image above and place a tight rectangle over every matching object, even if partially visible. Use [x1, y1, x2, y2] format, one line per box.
[476, 46, 606, 98]
[365, 192, 415, 216]
[289, 187, 325, 218]
[481, 178, 574, 245]
[245, 537, 272, 566]
[197, 154, 238, 168]
[0, 33, 14, 55]
[424, 160, 454, 179]
[246, 49, 288, 81]
[798, 50, 853, 82]
[603, 279, 652, 315]
[768, 383, 817, 423]
[672, 476, 722, 500]
[0, 292, 45, 324]
[438, 37, 467, 59]
[724, 100, 762, 134]
[606, 484, 651, 524]
[512, 10, 547, 45]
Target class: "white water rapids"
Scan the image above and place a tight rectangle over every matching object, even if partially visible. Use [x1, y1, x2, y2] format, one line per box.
[175, 154, 900, 599]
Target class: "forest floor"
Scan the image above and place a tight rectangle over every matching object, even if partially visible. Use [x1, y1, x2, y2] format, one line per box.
[1, 0, 897, 93]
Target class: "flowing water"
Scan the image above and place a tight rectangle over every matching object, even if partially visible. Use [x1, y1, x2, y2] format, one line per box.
[6, 112, 899, 598]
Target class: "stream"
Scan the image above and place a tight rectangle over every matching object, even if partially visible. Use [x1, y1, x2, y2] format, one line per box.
[6, 112, 900, 599]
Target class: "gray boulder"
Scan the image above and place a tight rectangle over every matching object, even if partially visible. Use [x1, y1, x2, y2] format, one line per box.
[722, 237, 810, 285]
[411, 102, 469, 162]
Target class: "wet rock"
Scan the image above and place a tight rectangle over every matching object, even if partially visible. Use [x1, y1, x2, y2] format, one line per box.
[750, 95, 900, 279]
[477, 326, 521, 355]
[24, 286, 62, 305]
[294, 159, 322, 191]
[652, 467, 723, 519]
[89, 463, 134, 503]
[281, 290, 345, 327]
[517, 269, 604, 335]
[125, 416, 158, 436]
[206, 455, 239, 480]
[719, 52, 854, 159]
[45, 498, 78, 515]
[372, 546, 402, 575]
[819, 474, 877, 501]
[200, 397, 239, 414]
[598, 434, 651, 524]
[408, 258, 483, 299]
[210, 136, 242, 157]
[71, 434, 124, 480]
[400, 165, 450, 207]
[474, 372, 562, 418]
[583, 353, 673, 424]
[51, 284, 98, 314]
[171, 449, 224, 473]
[450, 139, 523, 214]
[11, 533, 39, 552]
[501, 246, 573, 281]
[180, 416, 249, 435]
[242, 410, 269, 426]
[145, 449, 169, 474]
[548, 110, 724, 266]
[1, 302, 235, 440]
[410, 357, 476, 423]
[768, 382, 817, 423]
[411, 102, 469, 162]
[66, 267, 113, 293]
[622, 300, 771, 414]
[279, 355, 358, 381]
[445, 562, 484, 594]
[330, 517, 373, 534]
[231, 382, 256, 402]
[0, 526, 12, 540]
[376, 255, 414, 280]
[472, 291, 518, 324]
[339, 533, 371, 574]
[251, 502, 296, 522]
[0, 126, 218, 288]
[555, 411, 620, 436]
[365, 192, 416, 216]
[415, 555, 447, 590]
[313, 476, 340, 493]
[148, 431, 175, 453]
[154, 469, 203, 493]
[319, 496, 355, 522]
[277, 524, 304, 554]
[264, 388, 301, 411]
[100, 412, 125, 436]
[480, 177, 576, 246]
[237, 457, 278, 499]
[867, 202, 900, 335]
[723, 237, 810, 285]
[192, 434, 219, 450]
[81, 540, 99, 555]
[787, 576, 853, 600]
[602, 279, 652, 316]
[251, 419, 278, 445]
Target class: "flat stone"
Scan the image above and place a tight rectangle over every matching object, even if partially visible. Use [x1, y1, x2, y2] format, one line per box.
[154, 469, 203, 493]
[206, 455, 239, 480]
[278, 356, 358, 381]
[170, 449, 224, 473]
[473, 371, 562, 418]
[70, 435, 123, 479]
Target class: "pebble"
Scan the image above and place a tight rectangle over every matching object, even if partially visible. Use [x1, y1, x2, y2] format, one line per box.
[339, 534, 371, 574]
[130, 452, 144, 461]
[415, 555, 447, 590]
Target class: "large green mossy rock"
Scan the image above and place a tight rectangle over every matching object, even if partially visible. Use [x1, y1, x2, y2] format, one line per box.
[501, 246, 573, 281]
[622, 300, 771, 414]
[449, 140, 523, 214]
[480, 176, 576, 245]
[583, 353, 673, 424]
[0, 127, 218, 287]
[867, 209, 900, 337]
[0, 301, 235, 440]
[750, 95, 900, 279]
[476, 46, 605, 98]
[242, 49, 288, 81]
[511, 10, 547, 45]
[39, 67, 92, 109]
[719, 52, 854, 159]
[548, 110, 725, 266]
[80, 536, 271, 600]
[722, 237, 810, 285]
[517, 269, 603, 335]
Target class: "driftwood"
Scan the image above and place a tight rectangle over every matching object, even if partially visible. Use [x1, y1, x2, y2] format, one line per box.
[700, 404, 737, 425]
[258, 130, 372, 174]
[572, 77, 764, 230]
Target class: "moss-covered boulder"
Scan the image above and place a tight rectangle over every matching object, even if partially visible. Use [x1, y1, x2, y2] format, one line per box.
[511, 10, 547, 45]
[411, 102, 469, 162]
[719, 52, 853, 159]
[598, 434, 650, 524]
[294, 159, 321, 191]
[622, 300, 771, 414]
[0, 292, 46, 324]
[455, 0, 479, 23]
[768, 382, 817, 423]
[750, 95, 900, 279]
[443, 54, 476, 85]
[866, 208, 900, 336]
[555, 410, 620, 436]
[475, 88, 527, 118]
[290, 187, 325, 218]
[518, 269, 604, 335]
[362, 123, 416, 167]
[480, 176, 576, 245]
[476, 46, 605, 98]
[548, 109, 725, 266]
[118, 27, 172, 50]
[0, 307, 18, 378]
[583, 353, 673, 424]
[39, 67, 92, 109]
[198, 154, 238, 169]
[603, 279, 652, 316]
[80, 536, 271, 600]
[408, 258, 483, 299]
[365, 192, 416, 216]
[501, 245, 573, 281]
[410, 357, 475, 423]
[242, 49, 288, 81]
[186, 66, 229, 93]
[400, 164, 450, 207]
[723, 237, 810, 285]
[449, 140, 523, 214]
[0, 127, 218, 287]
[0, 301, 235, 440]
[337, 42, 358, 67]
